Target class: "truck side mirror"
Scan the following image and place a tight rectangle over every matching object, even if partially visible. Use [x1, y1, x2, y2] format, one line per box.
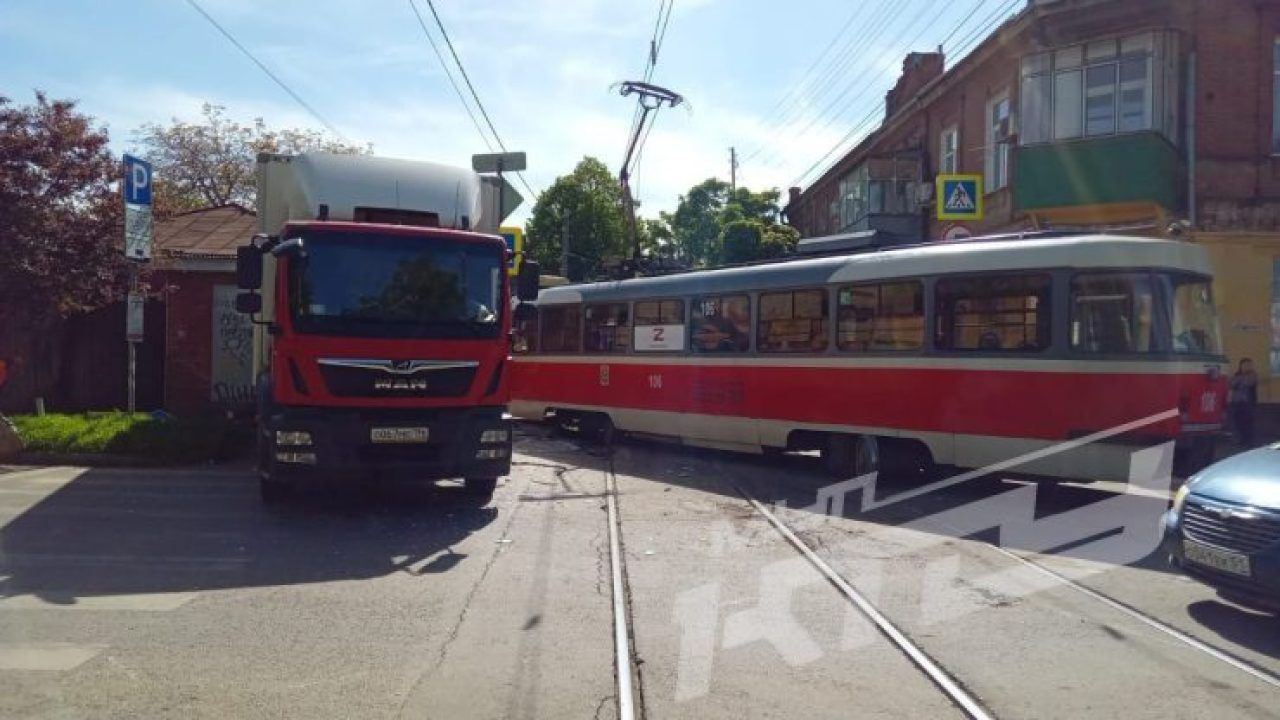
[517, 260, 540, 303]
[235, 292, 262, 315]
[236, 246, 263, 290]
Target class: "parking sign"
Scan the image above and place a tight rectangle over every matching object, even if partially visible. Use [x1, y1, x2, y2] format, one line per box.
[936, 174, 984, 221]
[123, 154, 152, 206]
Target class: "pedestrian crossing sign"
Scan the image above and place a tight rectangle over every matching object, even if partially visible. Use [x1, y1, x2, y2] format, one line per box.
[936, 174, 984, 221]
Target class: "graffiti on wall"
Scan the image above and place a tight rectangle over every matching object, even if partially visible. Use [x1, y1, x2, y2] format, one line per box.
[211, 285, 254, 407]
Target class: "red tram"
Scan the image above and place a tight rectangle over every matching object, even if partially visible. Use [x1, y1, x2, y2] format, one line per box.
[510, 236, 1227, 481]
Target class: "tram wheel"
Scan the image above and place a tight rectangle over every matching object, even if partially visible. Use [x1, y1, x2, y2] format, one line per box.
[823, 434, 879, 478]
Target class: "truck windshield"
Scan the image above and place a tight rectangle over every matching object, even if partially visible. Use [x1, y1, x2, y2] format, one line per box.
[288, 231, 503, 339]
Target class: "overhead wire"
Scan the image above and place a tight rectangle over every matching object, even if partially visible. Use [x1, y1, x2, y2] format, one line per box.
[183, 0, 347, 140]
[407, 0, 495, 153]
[742, 0, 900, 162]
[754, 0, 953, 169]
[416, 0, 539, 199]
[789, 0, 1023, 189]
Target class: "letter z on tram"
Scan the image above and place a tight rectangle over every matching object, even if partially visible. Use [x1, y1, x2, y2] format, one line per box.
[510, 235, 1227, 481]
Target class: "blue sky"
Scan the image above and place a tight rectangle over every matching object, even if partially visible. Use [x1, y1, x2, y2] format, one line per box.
[1, 0, 1022, 223]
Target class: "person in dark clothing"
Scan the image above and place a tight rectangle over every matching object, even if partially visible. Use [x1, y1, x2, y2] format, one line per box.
[1228, 358, 1259, 447]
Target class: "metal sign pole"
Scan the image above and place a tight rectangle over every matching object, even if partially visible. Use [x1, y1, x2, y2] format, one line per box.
[122, 154, 153, 414]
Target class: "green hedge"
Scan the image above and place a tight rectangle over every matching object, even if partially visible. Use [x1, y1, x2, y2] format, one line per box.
[10, 412, 240, 464]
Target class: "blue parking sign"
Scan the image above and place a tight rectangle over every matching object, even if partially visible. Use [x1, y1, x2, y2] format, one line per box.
[124, 154, 153, 206]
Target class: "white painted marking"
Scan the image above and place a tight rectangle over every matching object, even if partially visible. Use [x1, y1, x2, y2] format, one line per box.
[0, 592, 197, 612]
[0, 642, 106, 671]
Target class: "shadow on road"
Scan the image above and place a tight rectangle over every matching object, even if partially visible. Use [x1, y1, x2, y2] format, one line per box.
[0, 468, 498, 604]
[1186, 600, 1280, 656]
[514, 421, 1179, 575]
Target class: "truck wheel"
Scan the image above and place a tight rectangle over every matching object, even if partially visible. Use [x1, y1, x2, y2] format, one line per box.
[463, 476, 499, 501]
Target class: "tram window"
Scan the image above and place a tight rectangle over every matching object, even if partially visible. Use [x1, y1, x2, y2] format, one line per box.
[539, 305, 582, 353]
[936, 275, 1051, 352]
[584, 303, 631, 353]
[513, 304, 539, 354]
[759, 289, 829, 353]
[691, 295, 751, 353]
[634, 299, 685, 352]
[1165, 274, 1222, 355]
[838, 282, 924, 352]
[1070, 274, 1155, 354]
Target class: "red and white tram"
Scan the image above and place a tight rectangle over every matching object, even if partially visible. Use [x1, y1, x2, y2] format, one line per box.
[510, 235, 1227, 481]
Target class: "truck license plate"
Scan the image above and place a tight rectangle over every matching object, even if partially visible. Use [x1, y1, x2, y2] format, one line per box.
[1184, 540, 1251, 577]
[370, 427, 430, 444]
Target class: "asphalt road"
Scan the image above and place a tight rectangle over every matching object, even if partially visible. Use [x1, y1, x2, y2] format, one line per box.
[0, 426, 1277, 719]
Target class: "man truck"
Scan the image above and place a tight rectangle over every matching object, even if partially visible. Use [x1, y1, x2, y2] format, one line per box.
[235, 152, 538, 504]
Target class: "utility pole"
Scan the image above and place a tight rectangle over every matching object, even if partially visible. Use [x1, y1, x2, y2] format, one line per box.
[618, 80, 684, 277]
[730, 147, 738, 193]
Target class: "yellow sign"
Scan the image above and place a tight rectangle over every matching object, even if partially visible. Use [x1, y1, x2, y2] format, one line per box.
[499, 226, 525, 277]
[936, 174, 984, 221]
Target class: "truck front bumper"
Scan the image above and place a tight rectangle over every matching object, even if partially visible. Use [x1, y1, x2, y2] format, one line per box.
[262, 405, 512, 481]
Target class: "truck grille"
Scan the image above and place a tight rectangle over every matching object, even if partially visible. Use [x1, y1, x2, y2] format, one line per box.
[1183, 501, 1280, 554]
[318, 361, 477, 399]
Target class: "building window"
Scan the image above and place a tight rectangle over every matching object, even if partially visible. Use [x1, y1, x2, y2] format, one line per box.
[939, 126, 959, 174]
[1021, 31, 1177, 147]
[986, 94, 1011, 192]
[936, 275, 1052, 352]
[691, 295, 751, 353]
[634, 299, 685, 352]
[759, 289, 829, 353]
[584, 303, 630, 353]
[835, 155, 923, 231]
[1273, 39, 1280, 153]
[539, 305, 582, 353]
[838, 282, 924, 352]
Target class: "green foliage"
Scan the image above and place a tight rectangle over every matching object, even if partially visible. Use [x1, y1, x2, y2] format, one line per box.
[667, 179, 792, 266]
[760, 223, 800, 259]
[720, 221, 765, 265]
[12, 413, 236, 464]
[526, 157, 628, 282]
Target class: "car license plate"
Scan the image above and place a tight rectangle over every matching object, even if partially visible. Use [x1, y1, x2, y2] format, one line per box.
[370, 427, 430, 444]
[1184, 540, 1251, 577]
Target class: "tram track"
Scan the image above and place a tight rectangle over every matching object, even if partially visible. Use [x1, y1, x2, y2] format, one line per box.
[731, 472, 1280, 719]
[736, 485, 997, 720]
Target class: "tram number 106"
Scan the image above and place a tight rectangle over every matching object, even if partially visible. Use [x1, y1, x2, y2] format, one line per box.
[648, 374, 663, 390]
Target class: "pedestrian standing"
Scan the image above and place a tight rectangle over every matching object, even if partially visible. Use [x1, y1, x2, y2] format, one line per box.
[1228, 358, 1259, 447]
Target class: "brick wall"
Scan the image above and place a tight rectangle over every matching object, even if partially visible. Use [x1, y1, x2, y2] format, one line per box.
[157, 270, 235, 415]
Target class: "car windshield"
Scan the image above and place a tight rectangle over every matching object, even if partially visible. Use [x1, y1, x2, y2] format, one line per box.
[288, 231, 502, 339]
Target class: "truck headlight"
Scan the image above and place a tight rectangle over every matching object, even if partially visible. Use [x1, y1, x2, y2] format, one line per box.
[276, 431, 313, 446]
[480, 429, 510, 444]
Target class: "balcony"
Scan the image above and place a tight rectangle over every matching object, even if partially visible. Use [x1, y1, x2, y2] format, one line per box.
[1014, 132, 1182, 224]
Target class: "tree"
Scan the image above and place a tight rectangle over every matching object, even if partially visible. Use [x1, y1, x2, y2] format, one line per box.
[669, 178, 730, 266]
[719, 220, 765, 265]
[135, 104, 369, 214]
[637, 217, 674, 259]
[760, 223, 800, 259]
[526, 157, 628, 282]
[0, 92, 128, 409]
[668, 178, 792, 267]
